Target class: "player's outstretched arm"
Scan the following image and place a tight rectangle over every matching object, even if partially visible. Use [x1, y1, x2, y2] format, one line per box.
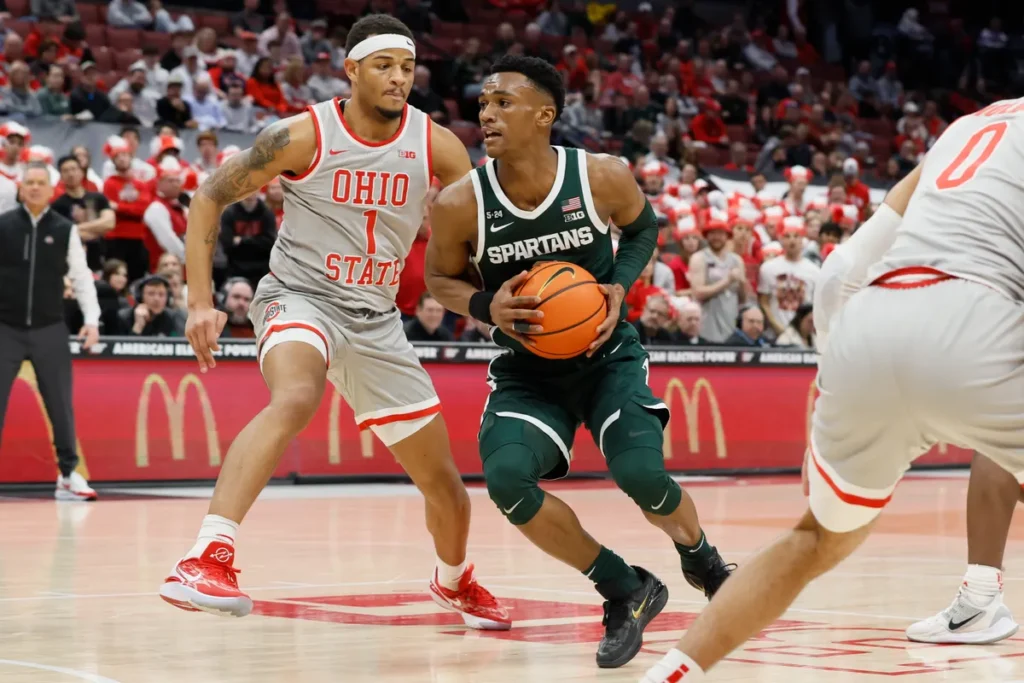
[586, 153, 659, 355]
[184, 113, 315, 372]
[425, 178, 542, 345]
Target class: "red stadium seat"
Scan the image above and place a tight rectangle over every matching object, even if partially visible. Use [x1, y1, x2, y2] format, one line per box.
[444, 98, 460, 122]
[113, 49, 141, 72]
[6, 0, 28, 17]
[198, 14, 231, 36]
[142, 31, 172, 53]
[450, 122, 481, 148]
[5, 19, 30, 37]
[106, 28, 142, 50]
[92, 47, 111, 72]
[76, 3, 99, 24]
[85, 23, 106, 48]
[726, 125, 751, 144]
[434, 22, 464, 39]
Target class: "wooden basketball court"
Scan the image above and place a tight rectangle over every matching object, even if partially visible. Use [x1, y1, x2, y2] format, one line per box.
[2, 472, 1022, 682]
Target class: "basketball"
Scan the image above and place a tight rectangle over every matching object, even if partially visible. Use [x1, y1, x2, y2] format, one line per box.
[513, 261, 608, 359]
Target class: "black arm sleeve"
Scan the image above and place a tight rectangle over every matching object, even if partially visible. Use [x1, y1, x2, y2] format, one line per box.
[610, 199, 658, 292]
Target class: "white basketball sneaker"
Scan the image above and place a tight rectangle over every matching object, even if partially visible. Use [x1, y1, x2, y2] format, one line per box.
[55, 472, 97, 501]
[906, 588, 1018, 644]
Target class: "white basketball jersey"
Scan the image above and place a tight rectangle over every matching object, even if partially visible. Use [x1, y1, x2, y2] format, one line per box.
[270, 99, 433, 311]
[872, 98, 1024, 301]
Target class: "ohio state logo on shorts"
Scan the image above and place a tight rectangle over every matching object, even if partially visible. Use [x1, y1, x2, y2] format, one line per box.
[264, 301, 286, 323]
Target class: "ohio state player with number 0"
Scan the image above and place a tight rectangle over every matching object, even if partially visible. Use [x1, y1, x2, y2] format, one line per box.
[158, 14, 511, 630]
[642, 100, 1024, 681]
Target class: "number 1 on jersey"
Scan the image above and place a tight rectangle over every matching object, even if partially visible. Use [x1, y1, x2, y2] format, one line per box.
[363, 209, 378, 255]
[936, 121, 1007, 190]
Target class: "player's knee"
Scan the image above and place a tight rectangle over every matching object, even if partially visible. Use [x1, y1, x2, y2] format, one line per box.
[795, 509, 870, 578]
[607, 448, 682, 515]
[482, 444, 544, 526]
[268, 382, 323, 431]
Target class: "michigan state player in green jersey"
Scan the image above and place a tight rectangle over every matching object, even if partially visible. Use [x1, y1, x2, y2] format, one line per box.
[425, 56, 734, 670]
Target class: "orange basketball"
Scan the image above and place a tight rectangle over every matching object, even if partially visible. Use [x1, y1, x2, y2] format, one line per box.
[514, 261, 608, 360]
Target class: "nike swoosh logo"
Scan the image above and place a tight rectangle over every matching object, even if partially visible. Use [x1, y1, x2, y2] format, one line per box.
[329, 149, 347, 155]
[538, 266, 575, 296]
[650, 490, 670, 511]
[490, 222, 513, 232]
[949, 612, 983, 630]
[503, 497, 524, 514]
[628, 430, 648, 438]
[632, 592, 650, 619]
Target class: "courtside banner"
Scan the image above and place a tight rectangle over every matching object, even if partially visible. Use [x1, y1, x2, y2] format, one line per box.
[68, 338, 818, 367]
[0, 346, 972, 483]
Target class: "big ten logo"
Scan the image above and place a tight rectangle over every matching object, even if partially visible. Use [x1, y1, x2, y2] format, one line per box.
[136, 374, 221, 468]
[563, 210, 585, 223]
[328, 391, 375, 463]
[662, 378, 726, 460]
[331, 169, 410, 207]
[13, 362, 89, 477]
[485, 209, 504, 220]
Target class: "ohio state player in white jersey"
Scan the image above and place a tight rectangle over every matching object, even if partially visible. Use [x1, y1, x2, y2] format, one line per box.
[158, 15, 510, 630]
[641, 100, 1024, 682]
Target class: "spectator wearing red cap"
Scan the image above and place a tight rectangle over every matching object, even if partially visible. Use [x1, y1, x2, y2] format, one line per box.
[142, 157, 188, 274]
[103, 136, 153, 281]
[690, 98, 729, 146]
[0, 122, 29, 181]
[688, 210, 746, 343]
[308, 52, 350, 102]
[783, 165, 811, 216]
[842, 158, 871, 218]
[757, 216, 819, 338]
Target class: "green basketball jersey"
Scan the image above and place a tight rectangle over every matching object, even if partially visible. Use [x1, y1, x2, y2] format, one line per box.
[469, 146, 636, 362]
[470, 146, 613, 291]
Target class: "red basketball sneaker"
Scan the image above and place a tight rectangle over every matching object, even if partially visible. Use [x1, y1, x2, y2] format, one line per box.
[159, 541, 253, 617]
[428, 564, 512, 630]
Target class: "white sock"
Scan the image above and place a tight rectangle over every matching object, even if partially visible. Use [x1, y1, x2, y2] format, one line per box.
[435, 556, 467, 591]
[647, 649, 705, 682]
[962, 564, 1002, 605]
[185, 515, 240, 559]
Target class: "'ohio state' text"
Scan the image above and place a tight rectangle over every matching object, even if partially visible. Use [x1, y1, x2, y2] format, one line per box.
[324, 169, 410, 286]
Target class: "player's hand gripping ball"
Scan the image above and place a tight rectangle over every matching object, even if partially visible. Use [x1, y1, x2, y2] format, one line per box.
[512, 261, 608, 359]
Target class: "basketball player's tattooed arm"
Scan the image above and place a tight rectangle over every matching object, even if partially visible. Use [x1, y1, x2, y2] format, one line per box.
[425, 177, 543, 346]
[585, 153, 659, 355]
[183, 113, 315, 372]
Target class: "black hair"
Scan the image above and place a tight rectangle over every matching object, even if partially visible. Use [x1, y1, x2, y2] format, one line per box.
[56, 155, 82, 171]
[490, 54, 565, 120]
[788, 303, 813, 331]
[345, 14, 413, 54]
[251, 56, 274, 82]
[417, 291, 437, 308]
[819, 221, 843, 239]
[120, 125, 140, 139]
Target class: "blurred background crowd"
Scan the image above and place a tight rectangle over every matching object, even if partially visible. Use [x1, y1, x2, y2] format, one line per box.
[0, 0, 1016, 349]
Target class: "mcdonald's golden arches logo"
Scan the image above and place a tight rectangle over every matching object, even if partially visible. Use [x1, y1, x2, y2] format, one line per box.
[662, 377, 727, 460]
[136, 374, 221, 468]
[16, 361, 89, 477]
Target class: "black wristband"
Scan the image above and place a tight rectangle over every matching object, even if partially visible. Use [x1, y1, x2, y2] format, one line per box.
[469, 291, 496, 325]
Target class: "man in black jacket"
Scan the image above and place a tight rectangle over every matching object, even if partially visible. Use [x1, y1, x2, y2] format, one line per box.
[0, 162, 100, 501]
[219, 195, 276, 286]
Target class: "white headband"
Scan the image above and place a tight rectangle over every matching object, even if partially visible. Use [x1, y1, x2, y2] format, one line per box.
[348, 33, 416, 62]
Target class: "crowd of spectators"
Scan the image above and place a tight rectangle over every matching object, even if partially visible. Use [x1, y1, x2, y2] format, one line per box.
[0, 0, 1016, 348]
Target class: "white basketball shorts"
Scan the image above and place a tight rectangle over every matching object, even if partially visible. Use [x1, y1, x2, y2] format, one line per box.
[809, 267, 1024, 533]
